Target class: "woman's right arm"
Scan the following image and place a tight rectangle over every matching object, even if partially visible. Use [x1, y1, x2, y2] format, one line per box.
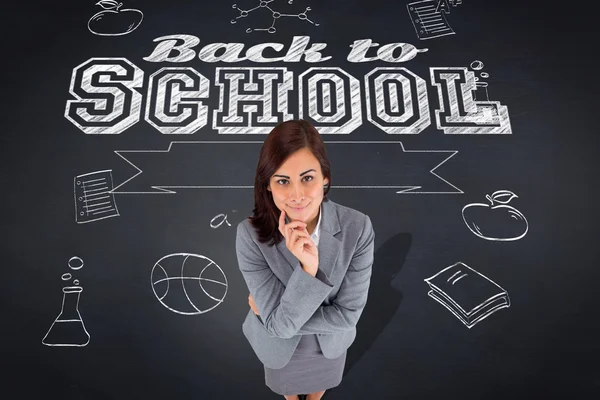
[236, 221, 333, 339]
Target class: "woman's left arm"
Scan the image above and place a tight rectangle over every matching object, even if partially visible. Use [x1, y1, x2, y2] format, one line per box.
[293, 214, 375, 335]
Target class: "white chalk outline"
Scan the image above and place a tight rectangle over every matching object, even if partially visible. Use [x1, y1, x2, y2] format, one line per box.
[110, 140, 462, 195]
[210, 213, 232, 228]
[151, 253, 228, 315]
[87, 1, 144, 37]
[407, 0, 455, 41]
[462, 190, 529, 241]
[42, 286, 91, 347]
[430, 67, 512, 134]
[230, 0, 319, 34]
[74, 170, 120, 223]
[424, 261, 510, 329]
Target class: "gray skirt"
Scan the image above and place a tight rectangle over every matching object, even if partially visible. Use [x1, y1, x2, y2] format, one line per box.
[264, 334, 346, 396]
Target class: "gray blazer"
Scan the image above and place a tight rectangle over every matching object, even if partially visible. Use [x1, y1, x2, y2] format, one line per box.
[236, 197, 375, 369]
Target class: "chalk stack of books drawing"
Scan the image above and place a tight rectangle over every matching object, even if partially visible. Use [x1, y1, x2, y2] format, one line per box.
[424, 262, 510, 328]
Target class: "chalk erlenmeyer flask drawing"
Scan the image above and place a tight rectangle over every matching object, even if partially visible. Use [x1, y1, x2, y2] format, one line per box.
[42, 257, 90, 347]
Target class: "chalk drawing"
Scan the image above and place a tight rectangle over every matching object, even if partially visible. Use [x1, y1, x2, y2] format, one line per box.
[424, 261, 510, 329]
[151, 253, 228, 315]
[74, 170, 120, 224]
[210, 213, 233, 229]
[462, 190, 529, 241]
[407, 0, 462, 40]
[88, 0, 143, 36]
[110, 140, 461, 195]
[231, 0, 319, 34]
[431, 66, 512, 134]
[42, 257, 90, 347]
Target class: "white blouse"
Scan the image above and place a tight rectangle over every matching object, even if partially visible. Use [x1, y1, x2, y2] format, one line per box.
[310, 203, 323, 246]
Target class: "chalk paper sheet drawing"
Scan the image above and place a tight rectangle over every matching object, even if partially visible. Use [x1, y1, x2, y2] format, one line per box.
[88, 0, 143, 37]
[424, 262, 510, 329]
[151, 253, 228, 315]
[231, 0, 319, 34]
[462, 190, 528, 241]
[43, 257, 90, 347]
[74, 170, 120, 224]
[407, 0, 455, 40]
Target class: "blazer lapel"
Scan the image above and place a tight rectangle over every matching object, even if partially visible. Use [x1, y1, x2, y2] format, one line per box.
[275, 197, 342, 282]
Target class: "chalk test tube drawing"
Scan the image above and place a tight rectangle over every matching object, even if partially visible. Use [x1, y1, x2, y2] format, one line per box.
[430, 66, 512, 134]
[74, 170, 120, 224]
[151, 253, 228, 315]
[43, 257, 90, 346]
[210, 213, 233, 229]
[424, 261, 510, 329]
[88, 0, 143, 36]
[111, 141, 461, 195]
[231, 0, 319, 34]
[469, 60, 491, 102]
[407, 0, 461, 40]
[462, 190, 529, 241]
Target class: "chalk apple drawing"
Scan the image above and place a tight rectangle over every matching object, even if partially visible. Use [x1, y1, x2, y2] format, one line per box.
[88, 0, 143, 36]
[462, 190, 528, 241]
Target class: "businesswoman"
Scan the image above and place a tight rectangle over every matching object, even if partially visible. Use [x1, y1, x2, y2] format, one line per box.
[236, 120, 375, 400]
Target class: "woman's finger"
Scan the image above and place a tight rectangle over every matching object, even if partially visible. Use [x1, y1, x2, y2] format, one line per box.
[288, 228, 309, 247]
[294, 234, 314, 254]
[278, 210, 286, 235]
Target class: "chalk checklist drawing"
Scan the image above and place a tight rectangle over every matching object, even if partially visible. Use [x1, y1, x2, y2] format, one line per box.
[74, 170, 120, 223]
[424, 261, 510, 329]
[407, 0, 461, 40]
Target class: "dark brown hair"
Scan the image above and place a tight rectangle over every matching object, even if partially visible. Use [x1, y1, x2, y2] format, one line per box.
[249, 120, 332, 246]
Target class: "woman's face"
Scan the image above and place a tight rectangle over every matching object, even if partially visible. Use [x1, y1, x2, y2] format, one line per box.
[267, 148, 329, 226]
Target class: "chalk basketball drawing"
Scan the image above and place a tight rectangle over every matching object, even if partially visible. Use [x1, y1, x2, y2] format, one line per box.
[151, 253, 228, 315]
[88, 1, 143, 36]
[462, 190, 528, 241]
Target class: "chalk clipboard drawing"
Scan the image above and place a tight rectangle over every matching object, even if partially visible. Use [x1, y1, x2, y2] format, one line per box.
[74, 170, 120, 224]
[407, 0, 456, 40]
[424, 261, 510, 329]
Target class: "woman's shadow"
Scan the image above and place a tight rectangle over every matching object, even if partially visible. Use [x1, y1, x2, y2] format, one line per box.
[319, 232, 412, 399]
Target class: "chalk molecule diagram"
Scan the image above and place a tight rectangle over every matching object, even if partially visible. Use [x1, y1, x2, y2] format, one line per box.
[231, 0, 319, 34]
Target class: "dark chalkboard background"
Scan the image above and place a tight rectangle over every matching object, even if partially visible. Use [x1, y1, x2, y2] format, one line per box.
[3, 0, 599, 398]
